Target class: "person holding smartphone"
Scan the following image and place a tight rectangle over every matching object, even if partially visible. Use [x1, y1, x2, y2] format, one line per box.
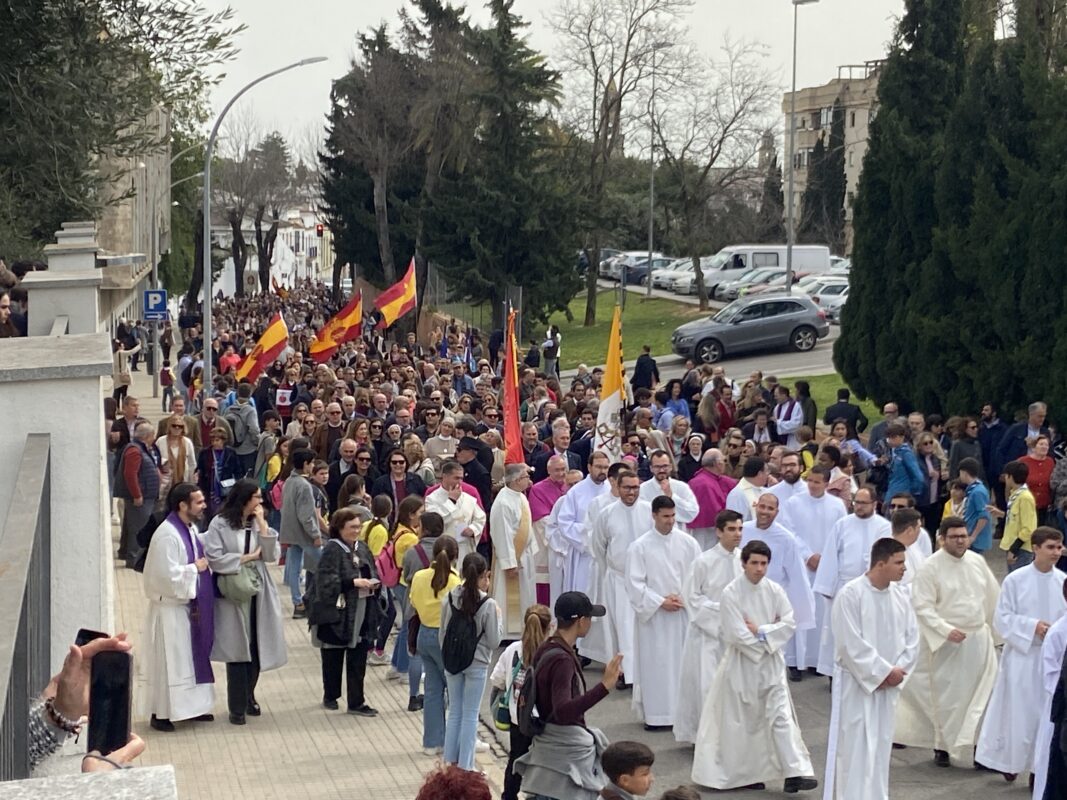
[308, 507, 382, 716]
[204, 479, 287, 726]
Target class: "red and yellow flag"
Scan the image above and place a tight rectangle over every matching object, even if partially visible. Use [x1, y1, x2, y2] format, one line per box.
[502, 308, 524, 465]
[374, 258, 417, 330]
[309, 291, 364, 364]
[235, 312, 289, 383]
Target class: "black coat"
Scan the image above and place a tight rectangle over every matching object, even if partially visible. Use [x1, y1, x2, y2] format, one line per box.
[531, 448, 583, 482]
[823, 401, 869, 438]
[462, 458, 493, 512]
[630, 353, 659, 391]
[310, 539, 382, 647]
[370, 473, 428, 509]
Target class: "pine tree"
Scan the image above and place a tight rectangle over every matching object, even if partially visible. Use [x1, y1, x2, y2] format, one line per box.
[833, 0, 966, 405]
[425, 0, 578, 327]
[756, 155, 785, 242]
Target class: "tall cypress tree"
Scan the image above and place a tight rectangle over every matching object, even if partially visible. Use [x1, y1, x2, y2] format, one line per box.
[834, 0, 965, 405]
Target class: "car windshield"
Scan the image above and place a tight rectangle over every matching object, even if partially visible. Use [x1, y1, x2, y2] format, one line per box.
[707, 252, 731, 270]
[711, 301, 746, 323]
[729, 268, 762, 284]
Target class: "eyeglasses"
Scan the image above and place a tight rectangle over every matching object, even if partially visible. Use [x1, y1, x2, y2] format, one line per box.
[390, 460, 407, 466]
[889, 504, 909, 510]
[485, 413, 499, 419]
[356, 456, 371, 462]
[170, 424, 184, 429]
[328, 410, 342, 415]
[371, 423, 383, 429]
[204, 406, 218, 411]
[426, 410, 438, 416]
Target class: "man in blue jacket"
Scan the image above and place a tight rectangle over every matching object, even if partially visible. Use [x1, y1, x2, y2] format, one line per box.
[995, 401, 1049, 475]
[884, 423, 925, 506]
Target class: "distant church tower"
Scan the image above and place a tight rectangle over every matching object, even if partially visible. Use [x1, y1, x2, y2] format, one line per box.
[601, 78, 624, 156]
[758, 130, 776, 174]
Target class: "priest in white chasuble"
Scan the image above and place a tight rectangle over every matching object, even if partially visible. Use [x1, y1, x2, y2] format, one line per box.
[823, 537, 918, 800]
[489, 464, 538, 637]
[894, 516, 1000, 767]
[976, 526, 1067, 780]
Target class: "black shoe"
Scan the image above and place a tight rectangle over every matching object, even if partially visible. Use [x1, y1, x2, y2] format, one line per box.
[892, 742, 906, 750]
[643, 723, 673, 732]
[615, 676, 632, 690]
[783, 776, 818, 793]
[934, 749, 950, 767]
[193, 713, 214, 722]
[348, 704, 378, 717]
[246, 700, 261, 716]
[739, 784, 766, 791]
[292, 604, 307, 619]
[323, 698, 339, 710]
[229, 713, 246, 725]
[407, 695, 421, 712]
[150, 715, 175, 732]
[787, 667, 803, 682]
[416, 694, 424, 710]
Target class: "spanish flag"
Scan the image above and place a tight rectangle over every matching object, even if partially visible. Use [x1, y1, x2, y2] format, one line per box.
[309, 291, 364, 364]
[593, 305, 625, 462]
[235, 312, 289, 383]
[502, 308, 524, 465]
[374, 258, 417, 330]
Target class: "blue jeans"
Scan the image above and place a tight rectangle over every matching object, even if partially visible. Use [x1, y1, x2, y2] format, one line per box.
[418, 626, 446, 748]
[391, 585, 411, 676]
[444, 664, 489, 770]
[1009, 549, 1035, 572]
[283, 544, 304, 606]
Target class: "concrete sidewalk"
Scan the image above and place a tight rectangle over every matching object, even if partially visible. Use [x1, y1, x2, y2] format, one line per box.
[114, 368, 508, 799]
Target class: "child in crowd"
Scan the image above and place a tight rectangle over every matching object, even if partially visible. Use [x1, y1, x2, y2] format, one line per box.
[311, 459, 331, 532]
[600, 741, 655, 800]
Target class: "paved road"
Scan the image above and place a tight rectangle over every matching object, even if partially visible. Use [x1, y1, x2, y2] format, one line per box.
[562, 327, 841, 385]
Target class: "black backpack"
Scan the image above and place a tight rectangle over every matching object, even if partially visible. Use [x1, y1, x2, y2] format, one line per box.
[516, 647, 570, 738]
[441, 592, 488, 675]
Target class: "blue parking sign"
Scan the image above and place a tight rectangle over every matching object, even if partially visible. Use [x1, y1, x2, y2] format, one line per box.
[143, 289, 168, 321]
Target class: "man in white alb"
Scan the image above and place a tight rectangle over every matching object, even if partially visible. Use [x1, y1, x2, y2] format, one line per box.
[141, 483, 216, 730]
[823, 537, 919, 800]
[725, 456, 769, 522]
[489, 464, 538, 637]
[555, 451, 610, 594]
[625, 496, 701, 730]
[674, 509, 744, 744]
[783, 466, 845, 675]
[639, 449, 699, 529]
[692, 539, 818, 793]
[424, 460, 486, 562]
[812, 486, 891, 676]
[769, 451, 808, 511]
[889, 507, 926, 592]
[582, 470, 650, 687]
[975, 526, 1067, 780]
[894, 516, 1000, 768]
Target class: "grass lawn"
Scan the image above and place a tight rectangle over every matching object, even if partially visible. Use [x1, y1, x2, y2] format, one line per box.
[547, 291, 708, 370]
[789, 373, 880, 424]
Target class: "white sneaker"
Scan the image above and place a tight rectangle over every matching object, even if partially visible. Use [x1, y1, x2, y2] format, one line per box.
[367, 651, 390, 667]
[385, 669, 403, 681]
[475, 740, 490, 752]
[422, 746, 443, 756]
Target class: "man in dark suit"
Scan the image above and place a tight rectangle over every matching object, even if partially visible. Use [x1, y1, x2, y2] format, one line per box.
[326, 438, 359, 511]
[629, 344, 659, 392]
[740, 408, 778, 446]
[455, 418, 495, 473]
[822, 388, 869, 439]
[522, 421, 550, 466]
[532, 419, 582, 481]
[456, 437, 493, 512]
[995, 401, 1050, 475]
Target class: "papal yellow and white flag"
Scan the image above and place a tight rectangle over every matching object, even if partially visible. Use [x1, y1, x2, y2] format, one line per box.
[593, 305, 626, 462]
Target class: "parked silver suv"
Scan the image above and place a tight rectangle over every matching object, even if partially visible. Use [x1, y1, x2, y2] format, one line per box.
[671, 294, 831, 364]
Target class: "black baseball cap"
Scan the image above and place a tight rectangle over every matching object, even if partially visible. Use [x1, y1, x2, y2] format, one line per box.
[457, 436, 481, 451]
[554, 591, 606, 622]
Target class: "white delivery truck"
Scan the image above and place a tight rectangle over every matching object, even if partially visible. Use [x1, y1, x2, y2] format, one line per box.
[674, 244, 832, 297]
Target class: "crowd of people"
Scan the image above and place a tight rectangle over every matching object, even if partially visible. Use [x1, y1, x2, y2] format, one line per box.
[102, 280, 1067, 798]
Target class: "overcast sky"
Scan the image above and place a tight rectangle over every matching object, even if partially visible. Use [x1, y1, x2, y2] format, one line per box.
[203, 0, 903, 143]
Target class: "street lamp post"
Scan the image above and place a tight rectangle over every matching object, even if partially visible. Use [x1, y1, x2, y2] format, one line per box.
[645, 41, 673, 300]
[201, 57, 327, 394]
[786, 0, 819, 295]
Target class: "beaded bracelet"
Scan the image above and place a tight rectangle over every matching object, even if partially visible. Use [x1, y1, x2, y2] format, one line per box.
[44, 697, 82, 735]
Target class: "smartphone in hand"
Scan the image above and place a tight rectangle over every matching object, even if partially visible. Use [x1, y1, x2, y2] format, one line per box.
[87, 651, 132, 756]
[76, 628, 108, 647]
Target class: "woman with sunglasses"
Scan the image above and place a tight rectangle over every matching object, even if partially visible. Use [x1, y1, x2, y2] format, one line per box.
[285, 404, 309, 439]
[351, 446, 380, 485]
[371, 451, 427, 524]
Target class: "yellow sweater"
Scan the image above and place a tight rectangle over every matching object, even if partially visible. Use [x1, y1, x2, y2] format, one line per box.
[393, 526, 419, 586]
[408, 568, 461, 627]
[361, 519, 389, 557]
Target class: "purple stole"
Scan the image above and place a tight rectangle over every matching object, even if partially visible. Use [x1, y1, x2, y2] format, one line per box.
[167, 512, 215, 684]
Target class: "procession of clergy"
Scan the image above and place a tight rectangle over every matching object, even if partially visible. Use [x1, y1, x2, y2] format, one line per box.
[501, 448, 1067, 799]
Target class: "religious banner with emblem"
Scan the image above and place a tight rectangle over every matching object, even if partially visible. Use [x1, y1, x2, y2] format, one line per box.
[593, 304, 626, 462]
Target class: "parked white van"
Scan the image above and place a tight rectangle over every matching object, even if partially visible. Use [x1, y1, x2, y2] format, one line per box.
[673, 244, 832, 296]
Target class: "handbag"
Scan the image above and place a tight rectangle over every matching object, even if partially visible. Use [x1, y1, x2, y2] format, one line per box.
[407, 612, 421, 657]
[216, 527, 262, 603]
[493, 651, 521, 731]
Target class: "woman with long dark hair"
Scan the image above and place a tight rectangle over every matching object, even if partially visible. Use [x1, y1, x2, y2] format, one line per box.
[308, 507, 382, 717]
[440, 553, 501, 771]
[408, 530, 460, 755]
[203, 478, 286, 725]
